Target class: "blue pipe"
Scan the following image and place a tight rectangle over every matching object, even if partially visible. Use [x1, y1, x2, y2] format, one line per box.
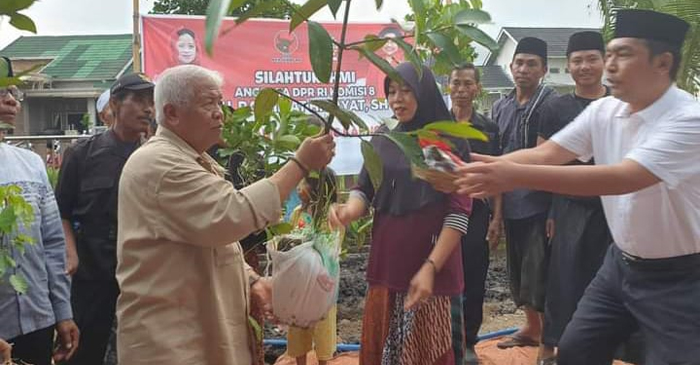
[263, 327, 518, 352]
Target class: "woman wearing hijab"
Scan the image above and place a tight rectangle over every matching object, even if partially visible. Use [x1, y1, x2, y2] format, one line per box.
[330, 63, 472, 364]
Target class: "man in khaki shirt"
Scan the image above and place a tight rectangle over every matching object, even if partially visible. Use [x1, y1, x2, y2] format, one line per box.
[116, 65, 335, 365]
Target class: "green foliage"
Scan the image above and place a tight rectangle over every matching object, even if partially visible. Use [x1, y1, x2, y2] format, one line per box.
[344, 214, 373, 249]
[218, 99, 320, 187]
[153, 0, 296, 17]
[406, 0, 499, 76]
[597, 0, 700, 94]
[0, 0, 38, 33]
[360, 140, 383, 190]
[46, 167, 60, 189]
[206, 0, 495, 207]
[308, 21, 334, 83]
[0, 185, 35, 294]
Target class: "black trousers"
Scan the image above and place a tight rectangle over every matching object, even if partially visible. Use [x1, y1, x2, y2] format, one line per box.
[559, 245, 700, 365]
[7, 326, 54, 365]
[461, 199, 490, 347]
[504, 213, 549, 311]
[66, 279, 120, 365]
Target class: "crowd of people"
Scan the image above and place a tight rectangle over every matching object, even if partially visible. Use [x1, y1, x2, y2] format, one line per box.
[0, 8, 698, 365]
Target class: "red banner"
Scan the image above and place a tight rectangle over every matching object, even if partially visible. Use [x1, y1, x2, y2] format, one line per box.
[141, 15, 406, 114]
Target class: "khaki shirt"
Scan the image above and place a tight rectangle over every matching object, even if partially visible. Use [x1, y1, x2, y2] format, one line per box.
[116, 127, 281, 365]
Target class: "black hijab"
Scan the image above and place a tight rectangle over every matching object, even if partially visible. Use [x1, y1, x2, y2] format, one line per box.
[360, 63, 470, 216]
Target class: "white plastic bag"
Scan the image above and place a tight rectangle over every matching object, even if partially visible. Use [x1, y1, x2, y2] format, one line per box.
[267, 232, 340, 328]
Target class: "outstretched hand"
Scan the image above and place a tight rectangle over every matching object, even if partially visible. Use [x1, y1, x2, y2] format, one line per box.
[456, 153, 519, 198]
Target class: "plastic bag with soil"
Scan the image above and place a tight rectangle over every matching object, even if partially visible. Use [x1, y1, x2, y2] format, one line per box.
[267, 230, 341, 329]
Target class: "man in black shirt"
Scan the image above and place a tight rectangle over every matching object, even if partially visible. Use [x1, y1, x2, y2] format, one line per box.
[535, 31, 612, 364]
[449, 63, 502, 363]
[56, 73, 155, 365]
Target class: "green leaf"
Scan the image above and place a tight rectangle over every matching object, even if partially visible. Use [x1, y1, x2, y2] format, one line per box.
[276, 135, 302, 149]
[0, 0, 35, 14]
[234, 0, 282, 25]
[308, 21, 333, 83]
[9, 12, 36, 33]
[328, 0, 343, 17]
[362, 34, 388, 53]
[0, 206, 17, 233]
[10, 274, 28, 294]
[389, 37, 423, 79]
[254, 88, 279, 123]
[375, 0, 384, 9]
[408, 0, 426, 44]
[360, 140, 383, 191]
[249, 315, 263, 342]
[453, 8, 491, 25]
[426, 32, 463, 66]
[268, 222, 294, 236]
[309, 100, 368, 131]
[350, 46, 403, 85]
[204, 0, 232, 55]
[383, 132, 426, 167]
[455, 24, 499, 52]
[424, 121, 488, 141]
[290, 0, 327, 32]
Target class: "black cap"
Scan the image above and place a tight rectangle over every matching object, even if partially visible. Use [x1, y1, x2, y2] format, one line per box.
[514, 37, 548, 60]
[110, 72, 155, 95]
[0, 56, 14, 78]
[567, 31, 605, 56]
[614, 9, 689, 48]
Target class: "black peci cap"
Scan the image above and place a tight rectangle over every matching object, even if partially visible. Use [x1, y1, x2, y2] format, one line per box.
[567, 31, 605, 56]
[614, 9, 690, 49]
[514, 37, 548, 60]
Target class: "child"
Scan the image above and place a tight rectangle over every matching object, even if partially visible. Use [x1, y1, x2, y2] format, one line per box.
[286, 168, 340, 365]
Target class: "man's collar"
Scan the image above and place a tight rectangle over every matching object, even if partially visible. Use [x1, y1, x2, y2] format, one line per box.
[156, 126, 225, 176]
[615, 85, 677, 121]
[156, 126, 200, 161]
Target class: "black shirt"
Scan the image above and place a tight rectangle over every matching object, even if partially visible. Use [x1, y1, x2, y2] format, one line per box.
[453, 110, 501, 156]
[538, 90, 609, 140]
[56, 130, 139, 281]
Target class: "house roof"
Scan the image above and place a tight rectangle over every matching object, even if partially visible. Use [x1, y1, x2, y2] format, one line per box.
[0, 34, 132, 81]
[479, 65, 513, 90]
[503, 27, 601, 58]
[485, 27, 601, 65]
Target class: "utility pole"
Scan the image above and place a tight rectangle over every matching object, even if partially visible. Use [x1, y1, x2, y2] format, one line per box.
[132, 0, 142, 72]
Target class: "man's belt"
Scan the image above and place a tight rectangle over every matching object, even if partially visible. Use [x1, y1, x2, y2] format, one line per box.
[620, 249, 700, 271]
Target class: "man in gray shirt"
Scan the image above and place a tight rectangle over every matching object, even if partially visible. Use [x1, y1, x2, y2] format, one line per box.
[489, 37, 557, 349]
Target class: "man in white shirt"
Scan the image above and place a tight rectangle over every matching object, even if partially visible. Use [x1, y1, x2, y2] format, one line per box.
[455, 9, 699, 365]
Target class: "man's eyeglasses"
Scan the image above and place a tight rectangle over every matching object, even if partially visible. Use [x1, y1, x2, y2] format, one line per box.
[0, 87, 24, 102]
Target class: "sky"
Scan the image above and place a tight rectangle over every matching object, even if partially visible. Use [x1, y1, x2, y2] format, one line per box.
[0, 0, 604, 61]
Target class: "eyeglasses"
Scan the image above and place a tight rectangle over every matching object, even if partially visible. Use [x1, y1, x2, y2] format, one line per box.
[0, 87, 24, 102]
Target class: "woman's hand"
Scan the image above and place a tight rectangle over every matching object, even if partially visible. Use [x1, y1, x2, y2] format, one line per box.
[328, 203, 354, 229]
[404, 262, 436, 310]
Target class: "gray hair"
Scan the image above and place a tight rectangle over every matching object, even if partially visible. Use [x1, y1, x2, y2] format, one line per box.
[155, 64, 224, 125]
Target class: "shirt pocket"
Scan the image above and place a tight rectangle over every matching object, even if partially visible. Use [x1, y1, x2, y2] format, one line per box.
[77, 176, 116, 216]
[214, 243, 243, 267]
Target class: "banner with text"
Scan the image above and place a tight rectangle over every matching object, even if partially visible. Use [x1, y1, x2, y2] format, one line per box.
[142, 15, 407, 174]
